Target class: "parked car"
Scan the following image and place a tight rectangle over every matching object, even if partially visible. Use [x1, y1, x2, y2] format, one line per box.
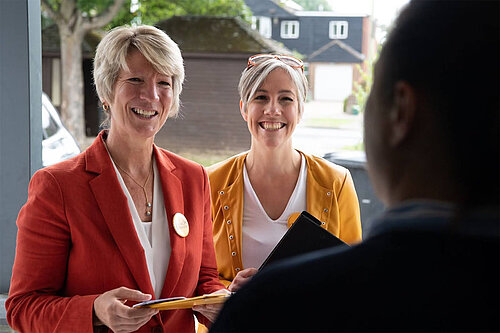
[42, 93, 81, 167]
[323, 151, 384, 236]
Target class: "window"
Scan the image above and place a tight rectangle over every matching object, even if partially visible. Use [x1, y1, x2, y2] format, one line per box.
[329, 21, 348, 39]
[251, 16, 272, 38]
[281, 20, 300, 39]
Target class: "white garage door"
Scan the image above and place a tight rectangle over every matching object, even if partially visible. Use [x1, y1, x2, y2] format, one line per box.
[313, 64, 353, 101]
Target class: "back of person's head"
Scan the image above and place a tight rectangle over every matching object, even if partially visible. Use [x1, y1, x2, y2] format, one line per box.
[378, 0, 499, 206]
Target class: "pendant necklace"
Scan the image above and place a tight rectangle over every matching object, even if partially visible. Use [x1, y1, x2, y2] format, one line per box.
[103, 140, 154, 217]
[115, 162, 153, 216]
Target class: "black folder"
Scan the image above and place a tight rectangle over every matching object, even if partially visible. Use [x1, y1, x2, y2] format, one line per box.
[259, 211, 347, 270]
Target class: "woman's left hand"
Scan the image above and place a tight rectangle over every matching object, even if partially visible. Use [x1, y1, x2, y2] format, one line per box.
[192, 289, 231, 323]
[228, 267, 258, 292]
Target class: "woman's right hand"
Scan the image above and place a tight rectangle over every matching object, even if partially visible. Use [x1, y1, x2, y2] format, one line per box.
[228, 268, 258, 292]
[93, 286, 159, 333]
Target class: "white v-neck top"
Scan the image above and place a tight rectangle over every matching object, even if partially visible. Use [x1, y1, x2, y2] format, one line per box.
[109, 156, 171, 298]
[241, 155, 307, 269]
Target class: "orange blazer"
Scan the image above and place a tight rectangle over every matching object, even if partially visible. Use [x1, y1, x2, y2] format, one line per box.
[6, 131, 224, 333]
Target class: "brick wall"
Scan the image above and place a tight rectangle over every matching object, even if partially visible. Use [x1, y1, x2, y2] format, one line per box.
[155, 55, 251, 155]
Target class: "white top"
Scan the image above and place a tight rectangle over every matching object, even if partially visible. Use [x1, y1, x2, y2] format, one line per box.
[109, 156, 171, 298]
[241, 155, 307, 269]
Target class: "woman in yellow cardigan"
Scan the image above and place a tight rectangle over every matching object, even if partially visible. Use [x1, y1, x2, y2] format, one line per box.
[208, 54, 362, 290]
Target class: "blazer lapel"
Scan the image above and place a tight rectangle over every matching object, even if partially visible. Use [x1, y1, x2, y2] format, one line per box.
[153, 146, 186, 298]
[86, 133, 154, 296]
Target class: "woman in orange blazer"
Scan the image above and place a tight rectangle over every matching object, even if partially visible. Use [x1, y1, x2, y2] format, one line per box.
[208, 54, 362, 291]
[6, 25, 226, 333]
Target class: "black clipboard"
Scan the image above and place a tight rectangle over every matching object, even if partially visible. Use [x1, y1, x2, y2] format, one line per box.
[259, 211, 347, 270]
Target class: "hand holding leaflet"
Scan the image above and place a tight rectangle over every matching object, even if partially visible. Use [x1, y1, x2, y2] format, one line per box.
[192, 289, 232, 323]
[133, 293, 231, 311]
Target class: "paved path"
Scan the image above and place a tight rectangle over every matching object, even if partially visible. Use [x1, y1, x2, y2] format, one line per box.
[293, 125, 362, 157]
[294, 100, 363, 157]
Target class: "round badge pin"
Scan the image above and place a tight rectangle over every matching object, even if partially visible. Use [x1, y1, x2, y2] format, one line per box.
[173, 213, 189, 237]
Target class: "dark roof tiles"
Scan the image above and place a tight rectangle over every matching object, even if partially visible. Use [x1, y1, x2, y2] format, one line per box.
[42, 16, 290, 56]
[156, 16, 289, 54]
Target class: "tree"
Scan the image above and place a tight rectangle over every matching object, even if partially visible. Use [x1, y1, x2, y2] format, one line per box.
[42, 0, 249, 143]
[41, 0, 126, 143]
[292, 0, 331, 11]
[107, 0, 250, 28]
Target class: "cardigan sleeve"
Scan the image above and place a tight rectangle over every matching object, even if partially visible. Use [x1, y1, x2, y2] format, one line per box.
[337, 170, 363, 244]
[6, 169, 98, 333]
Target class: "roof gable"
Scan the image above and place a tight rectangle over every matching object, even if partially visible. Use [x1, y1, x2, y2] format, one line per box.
[307, 39, 364, 62]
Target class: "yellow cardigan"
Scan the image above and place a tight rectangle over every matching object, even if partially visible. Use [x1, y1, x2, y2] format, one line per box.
[207, 151, 362, 287]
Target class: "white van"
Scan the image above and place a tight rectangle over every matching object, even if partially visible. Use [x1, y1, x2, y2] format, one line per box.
[42, 93, 81, 167]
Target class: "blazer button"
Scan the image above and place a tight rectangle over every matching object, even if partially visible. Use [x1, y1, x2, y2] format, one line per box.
[219, 191, 224, 195]
[235, 267, 241, 272]
[321, 222, 326, 226]
[323, 208, 329, 213]
[231, 251, 237, 256]
[224, 205, 229, 210]
[226, 220, 232, 224]
[229, 235, 234, 240]
[326, 191, 331, 196]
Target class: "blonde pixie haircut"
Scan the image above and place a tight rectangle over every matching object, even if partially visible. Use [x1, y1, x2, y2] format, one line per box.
[94, 25, 184, 125]
[238, 58, 308, 116]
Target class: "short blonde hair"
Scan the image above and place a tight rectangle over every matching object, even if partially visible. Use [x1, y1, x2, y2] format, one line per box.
[93, 25, 184, 125]
[238, 59, 308, 115]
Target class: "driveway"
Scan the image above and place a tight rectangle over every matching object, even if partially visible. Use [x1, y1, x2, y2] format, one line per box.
[293, 100, 363, 157]
[293, 125, 362, 156]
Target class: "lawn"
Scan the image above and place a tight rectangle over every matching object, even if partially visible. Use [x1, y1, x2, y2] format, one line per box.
[176, 150, 236, 167]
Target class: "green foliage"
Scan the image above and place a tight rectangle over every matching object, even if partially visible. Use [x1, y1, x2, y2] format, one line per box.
[292, 0, 332, 11]
[43, 0, 251, 30]
[352, 61, 373, 113]
[105, 0, 135, 27]
[77, 0, 115, 16]
[41, 0, 58, 11]
[42, 15, 54, 29]
[43, 0, 116, 17]
[107, 0, 251, 28]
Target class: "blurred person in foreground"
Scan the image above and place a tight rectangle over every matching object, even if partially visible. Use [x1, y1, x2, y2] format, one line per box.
[206, 54, 362, 292]
[6, 25, 227, 333]
[210, 1, 499, 331]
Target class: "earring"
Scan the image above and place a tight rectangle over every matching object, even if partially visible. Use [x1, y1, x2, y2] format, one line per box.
[102, 103, 109, 111]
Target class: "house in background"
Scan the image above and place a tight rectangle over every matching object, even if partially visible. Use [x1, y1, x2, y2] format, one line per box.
[244, 0, 376, 102]
[155, 16, 289, 154]
[42, 16, 289, 154]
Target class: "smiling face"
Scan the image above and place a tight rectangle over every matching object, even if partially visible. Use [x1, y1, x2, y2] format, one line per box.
[107, 48, 173, 141]
[242, 68, 300, 149]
